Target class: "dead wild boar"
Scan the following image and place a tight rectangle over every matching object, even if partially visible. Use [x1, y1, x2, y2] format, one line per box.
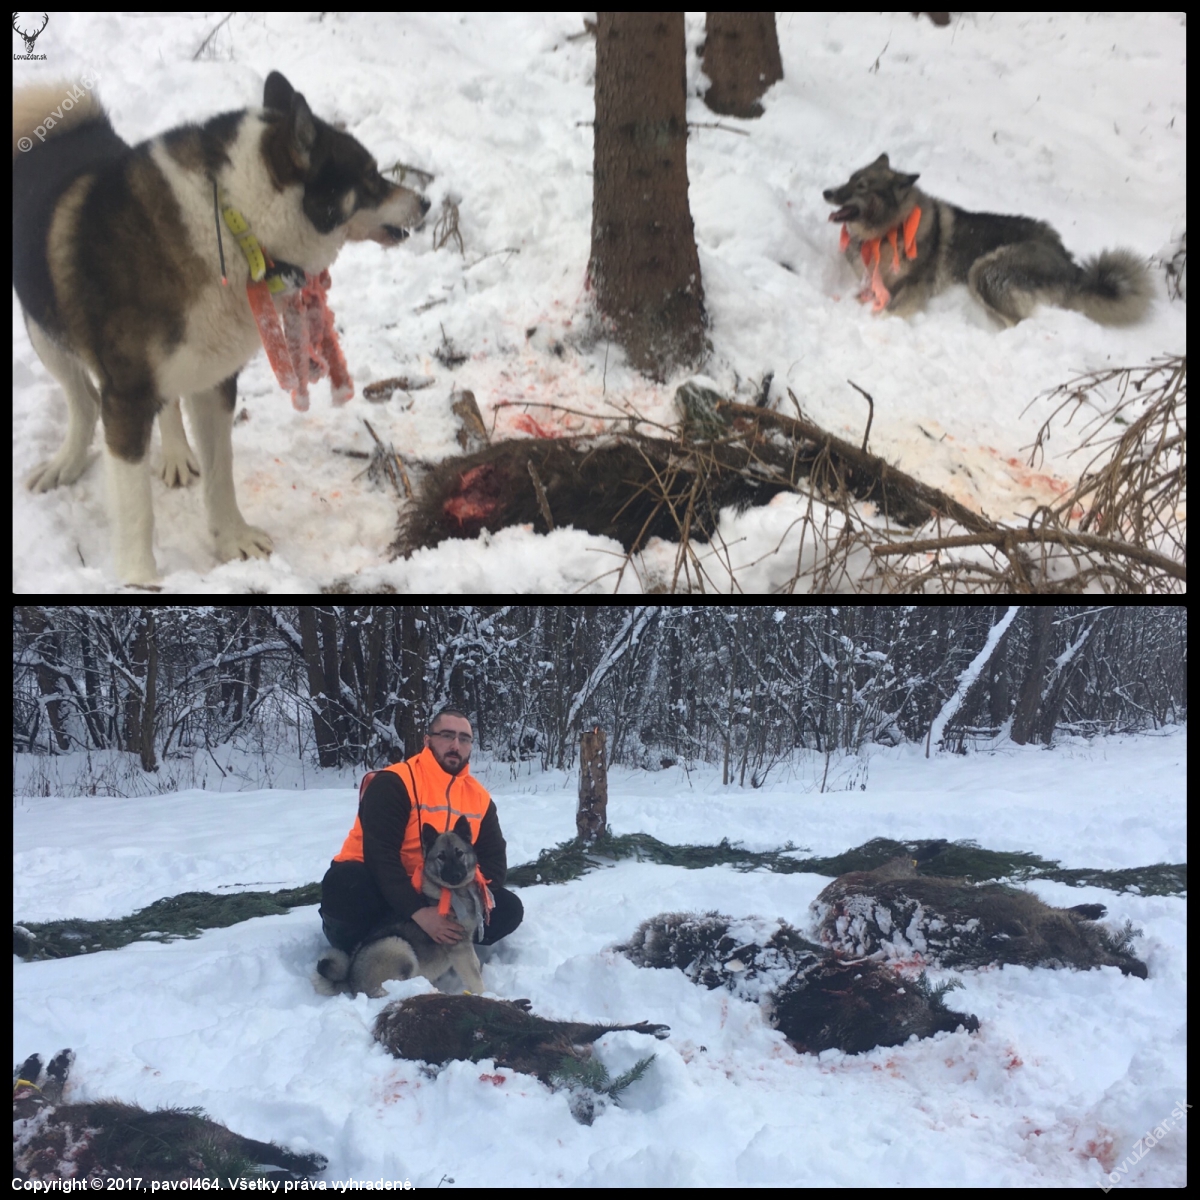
[812, 857, 1147, 977]
[373, 992, 669, 1081]
[13, 1050, 326, 1183]
[621, 911, 979, 1055]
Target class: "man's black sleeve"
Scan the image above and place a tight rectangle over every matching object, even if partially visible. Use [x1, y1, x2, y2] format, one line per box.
[475, 800, 508, 888]
[359, 771, 424, 918]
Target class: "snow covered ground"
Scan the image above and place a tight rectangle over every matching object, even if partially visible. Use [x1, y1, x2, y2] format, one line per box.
[13, 728, 1187, 1186]
[11, 12, 1187, 593]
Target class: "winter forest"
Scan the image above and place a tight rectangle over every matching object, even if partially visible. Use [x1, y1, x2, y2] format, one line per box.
[13, 605, 1187, 1187]
[13, 604, 1186, 788]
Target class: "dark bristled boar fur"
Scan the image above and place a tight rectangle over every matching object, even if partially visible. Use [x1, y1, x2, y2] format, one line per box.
[812, 857, 1147, 977]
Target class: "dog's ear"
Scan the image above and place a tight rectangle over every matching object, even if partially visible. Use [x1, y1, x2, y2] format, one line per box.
[899, 171, 920, 189]
[263, 71, 295, 112]
[453, 815, 473, 844]
[421, 822, 441, 853]
[873, 153, 890, 169]
[285, 92, 317, 166]
[264, 71, 317, 168]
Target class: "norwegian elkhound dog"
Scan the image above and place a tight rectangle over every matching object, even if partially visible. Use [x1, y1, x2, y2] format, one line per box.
[824, 153, 1151, 326]
[314, 817, 487, 998]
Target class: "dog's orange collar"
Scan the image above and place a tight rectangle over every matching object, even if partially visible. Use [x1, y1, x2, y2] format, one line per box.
[840, 205, 922, 312]
[245, 271, 354, 412]
[412, 865, 495, 921]
[213, 181, 353, 410]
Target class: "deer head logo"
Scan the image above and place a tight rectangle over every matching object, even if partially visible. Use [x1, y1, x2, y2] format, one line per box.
[13, 11, 49, 54]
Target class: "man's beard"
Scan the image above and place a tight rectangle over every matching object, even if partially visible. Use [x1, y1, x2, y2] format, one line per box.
[440, 750, 467, 774]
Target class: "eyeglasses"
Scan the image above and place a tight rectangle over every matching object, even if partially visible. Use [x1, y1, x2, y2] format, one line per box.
[430, 730, 473, 745]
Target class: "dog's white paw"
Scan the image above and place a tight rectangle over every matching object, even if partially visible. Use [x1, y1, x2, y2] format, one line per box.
[215, 523, 274, 562]
[159, 445, 200, 488]
[26, 450, 93, 492]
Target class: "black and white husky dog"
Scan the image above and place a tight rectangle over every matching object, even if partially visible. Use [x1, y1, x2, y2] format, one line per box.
[13, 71, 428, 584]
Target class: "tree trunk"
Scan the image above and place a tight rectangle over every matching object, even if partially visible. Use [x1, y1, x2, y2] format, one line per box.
[318, 607, 344, 753]
[702, 12, 783, 118]
[219, 607, 249, 728]
[577, 727, 609, 843]
[396, 606, 427, 759]
[590, 12, 707, 381]
[79, 617, 107, 749]
[140, 608, 158, 773]
[298, 606, 340, 768]
[1011, 607, 1055, 745]
[16, 607, 71, 751]
[124, 608, 158, 773]
[1036, 609, 1105, 746]
[362, 606, 388, 763]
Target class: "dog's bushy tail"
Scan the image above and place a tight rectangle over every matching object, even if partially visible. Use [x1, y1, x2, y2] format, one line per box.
[349, 937, 419, 998]
[13, 81, 109, 158]
[313, 948, 352, 996]
[1069, 249, 1153, 325]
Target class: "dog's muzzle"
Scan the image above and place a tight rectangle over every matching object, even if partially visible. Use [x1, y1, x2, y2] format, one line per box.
[825, 203, 860, 223]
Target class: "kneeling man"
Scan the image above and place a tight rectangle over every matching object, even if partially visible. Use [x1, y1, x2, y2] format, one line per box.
[320, 708, 523, 961]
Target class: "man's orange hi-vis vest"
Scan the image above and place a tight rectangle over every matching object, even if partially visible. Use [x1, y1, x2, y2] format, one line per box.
[333, 747, 493, 889]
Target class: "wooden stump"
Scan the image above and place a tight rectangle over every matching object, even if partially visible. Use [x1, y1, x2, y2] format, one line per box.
[577, 727, 608, 843]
